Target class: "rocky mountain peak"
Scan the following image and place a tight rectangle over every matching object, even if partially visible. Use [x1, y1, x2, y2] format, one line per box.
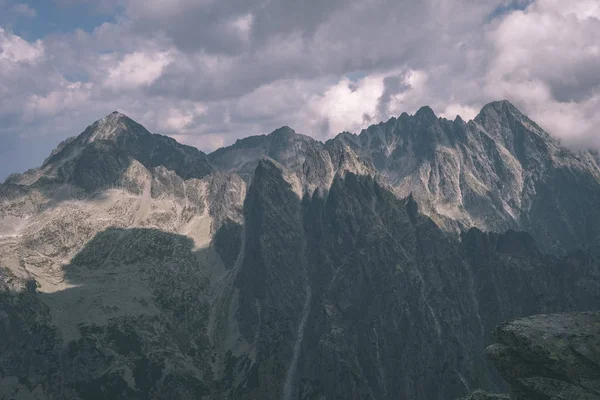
[81, 111, 149, 144]
[474, 100, 524, 128]
[474, 100, 548, 138]
[3, 99, 600, 400]
[477, 99, 524, 118]
[414, 105, 438, 122]
[269, 125, 296, 139]
[6, 111, 210, 187]
[208, 125, 327, 187]
[473, 100, 556, 166]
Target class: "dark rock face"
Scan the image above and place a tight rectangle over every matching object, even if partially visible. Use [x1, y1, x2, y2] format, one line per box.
[0, 229, 215, 400]
[234, 165, 600, 399]
[234, 159, 309, 399]
[460, 390, 510, 400]
[486, 312, 600, 400]
[71, 140, 131, 192]
[2, 103, 600, 399]
[209, 100, 600, 255]
[212, 220, 243, 270]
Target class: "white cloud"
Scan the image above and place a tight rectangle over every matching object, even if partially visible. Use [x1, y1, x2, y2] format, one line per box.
[482, 0, 600, 144]
[440, 104, 479, 121]
[234, 78, 321, 122]
[11, 3, 37, 17]
[229, 13, 254, 41]
[124, 0, 215, 19]
[159, 104, 206, 132]
[309, 72, 392, 136]
[534, 0, 600, 19]
[104, 51, 174, 90]
[0, 28, 44, 64]
[26, 81, 93, 116]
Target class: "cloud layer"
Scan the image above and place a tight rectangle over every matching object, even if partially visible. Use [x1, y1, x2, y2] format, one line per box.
[0, 0, 599, 179]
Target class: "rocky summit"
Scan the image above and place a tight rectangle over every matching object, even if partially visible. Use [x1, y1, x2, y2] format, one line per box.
[1, 101, 600, 399]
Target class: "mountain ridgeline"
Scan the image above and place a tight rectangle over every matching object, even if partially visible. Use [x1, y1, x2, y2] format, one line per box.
[1, 101, 600, 399]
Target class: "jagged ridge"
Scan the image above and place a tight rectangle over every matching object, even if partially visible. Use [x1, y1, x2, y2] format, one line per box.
[1, 101, 600, 399]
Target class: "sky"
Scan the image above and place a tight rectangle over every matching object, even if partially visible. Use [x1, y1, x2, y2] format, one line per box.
[1, 0, 599, 180]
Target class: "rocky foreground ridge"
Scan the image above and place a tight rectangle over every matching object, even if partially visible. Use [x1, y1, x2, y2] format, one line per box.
[1, 101, 600, 399]
[463, 312, 600, 400]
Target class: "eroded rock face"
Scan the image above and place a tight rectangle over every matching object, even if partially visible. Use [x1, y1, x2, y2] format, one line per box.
[208, 125, 376, 197]
[1, 103, 600, 399]
[332, 100, 600, 254]
[0, 229, 216, 400]
[460, 390, 510, 400]
[486, 312, 600, 400]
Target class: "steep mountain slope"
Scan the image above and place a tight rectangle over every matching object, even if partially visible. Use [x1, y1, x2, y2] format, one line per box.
[6, 112, 212, 190]
[208, 126, 321, 181]
[1, 105, 600, 399]
[333, 101, 600, 254]
[0, 113, 247, 399]
[228, 162, 599, 399]
[207, 101, 600, 255]
[208, 125, 376, 197]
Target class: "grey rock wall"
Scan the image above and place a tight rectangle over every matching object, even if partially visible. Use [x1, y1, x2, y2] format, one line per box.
[2, 101, 600, 399]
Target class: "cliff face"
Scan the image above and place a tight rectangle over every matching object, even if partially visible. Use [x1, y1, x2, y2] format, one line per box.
[226, 163, 600, 399]
[333, 101, 600, 254]
[464, 312, 600, 400]
[1, 102, 600, 399]
[487, 312, 600, 400]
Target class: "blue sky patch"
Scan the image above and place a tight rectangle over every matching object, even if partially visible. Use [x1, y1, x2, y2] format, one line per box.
[1, 0, 117, 40]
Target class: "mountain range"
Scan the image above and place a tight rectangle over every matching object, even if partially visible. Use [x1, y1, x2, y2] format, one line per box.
[1, 100, 599, 399]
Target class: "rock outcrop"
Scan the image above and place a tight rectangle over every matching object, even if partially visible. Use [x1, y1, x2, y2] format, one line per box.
[487, 312, 600, 400]
[460, 390, 510, 400]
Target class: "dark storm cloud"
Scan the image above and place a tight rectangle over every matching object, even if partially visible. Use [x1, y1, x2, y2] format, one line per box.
[120, 0, 351, 54]
[139, 0, 493, 103]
